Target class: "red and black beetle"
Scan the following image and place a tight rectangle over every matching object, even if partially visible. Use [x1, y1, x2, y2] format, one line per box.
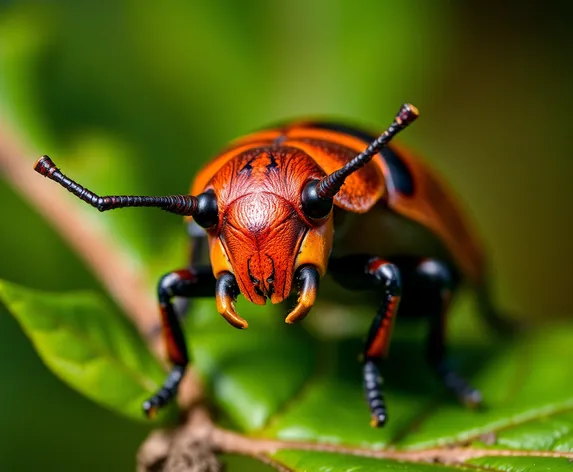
[34, 104, 510, 427]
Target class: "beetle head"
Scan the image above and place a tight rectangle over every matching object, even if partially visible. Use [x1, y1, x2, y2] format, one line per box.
[206, 148, 333, 306]
[217, 193, 305, 304]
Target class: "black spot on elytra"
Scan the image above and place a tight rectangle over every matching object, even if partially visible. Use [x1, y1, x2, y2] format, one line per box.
[239, 157, 255, 175]
[266, 152, 279, 172]
[307, 121, 415, 196]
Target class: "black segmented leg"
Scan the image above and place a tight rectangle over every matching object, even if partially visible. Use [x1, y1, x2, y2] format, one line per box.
[143, 266, 215, 417]
[476, 279, 520, 336]
[411, 258, 482, 407]
[148, 224, 210, 339]
[329, 255, 402, 427]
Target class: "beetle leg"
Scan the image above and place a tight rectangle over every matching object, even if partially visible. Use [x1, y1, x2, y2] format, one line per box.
[414, 259, 482, 407]
[147, 225, 209, 341]
[143, 267, 215, 417]
[216, 272, 248, 329]
[329, 255, 401, 428]
[476, 280, 520, 336]
[285, 266, 320, 324]
[362, 258, 401, 427]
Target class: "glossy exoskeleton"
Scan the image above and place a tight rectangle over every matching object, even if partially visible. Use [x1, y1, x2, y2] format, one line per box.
[34, 104, 510, 427]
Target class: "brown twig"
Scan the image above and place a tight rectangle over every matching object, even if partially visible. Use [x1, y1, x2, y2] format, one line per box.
[138, 406, 573, 471]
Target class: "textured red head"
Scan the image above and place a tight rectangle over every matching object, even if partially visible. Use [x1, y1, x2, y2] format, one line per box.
[206, 147, 332, 305]
[220, 192, 307, 304]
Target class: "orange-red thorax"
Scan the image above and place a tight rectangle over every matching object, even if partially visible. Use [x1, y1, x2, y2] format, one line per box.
[201, 146, 332, 305]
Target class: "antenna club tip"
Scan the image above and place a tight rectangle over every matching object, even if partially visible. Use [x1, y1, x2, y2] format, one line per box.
[34, 155, 57, 176]
[396, 103, 419, 125]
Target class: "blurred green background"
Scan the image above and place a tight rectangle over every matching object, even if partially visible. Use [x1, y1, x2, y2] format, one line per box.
[0, 1, 571, 471]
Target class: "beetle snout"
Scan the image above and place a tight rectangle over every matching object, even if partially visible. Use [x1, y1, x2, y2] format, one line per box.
[247, 254, 281, 304]
[250, 276, 274, 300]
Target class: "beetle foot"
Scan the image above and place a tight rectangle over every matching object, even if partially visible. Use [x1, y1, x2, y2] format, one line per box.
[142, 401, 158, 419]
[142, 365, 185, 418]
[370, 413, 387, 428]
[437, 361, 483, 409]
[364, 360, 388, 428]
[459, 387, 483, 409]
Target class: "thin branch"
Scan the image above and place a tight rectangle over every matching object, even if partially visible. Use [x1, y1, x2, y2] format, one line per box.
[209, 426, 573, 464]
[139, 407, 573, 470]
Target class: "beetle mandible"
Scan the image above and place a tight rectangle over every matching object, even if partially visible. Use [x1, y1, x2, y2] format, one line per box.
[34, 104, 510, 427]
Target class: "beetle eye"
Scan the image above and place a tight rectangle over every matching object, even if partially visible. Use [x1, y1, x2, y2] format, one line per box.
[194, 190, 219, 228]
[301, 180, 333, 220]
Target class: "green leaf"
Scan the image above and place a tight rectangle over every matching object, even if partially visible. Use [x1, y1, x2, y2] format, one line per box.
[186, 293, 573, 469]
[487, 411, 573, 452]
[270, 450, 461, 471]
[219, 454, 279, 472]
[467, 456, 573, 472]
[187, 299, 318, 432]
[0, 280, 172, 423]
[270, 450, 573, 472]
[192, 297, 573, 447]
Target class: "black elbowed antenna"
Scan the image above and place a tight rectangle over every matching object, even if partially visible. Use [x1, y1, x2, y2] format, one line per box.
[34, 156, 219, 228]
[315, 103, 419, 200]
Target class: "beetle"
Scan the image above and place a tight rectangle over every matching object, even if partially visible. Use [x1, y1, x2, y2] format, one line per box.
[34, 104, 511, 427]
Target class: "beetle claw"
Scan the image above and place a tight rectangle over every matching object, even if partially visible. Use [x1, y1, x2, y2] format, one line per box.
[285, 266, 319, 324]
[285, 301, 313, 324]
[460, 388, 483, 409]
[143, 402, 157, 419]
[370, 413, 387, 428]
[216, 272, 248, 329]
[220, 308, 249, 329]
